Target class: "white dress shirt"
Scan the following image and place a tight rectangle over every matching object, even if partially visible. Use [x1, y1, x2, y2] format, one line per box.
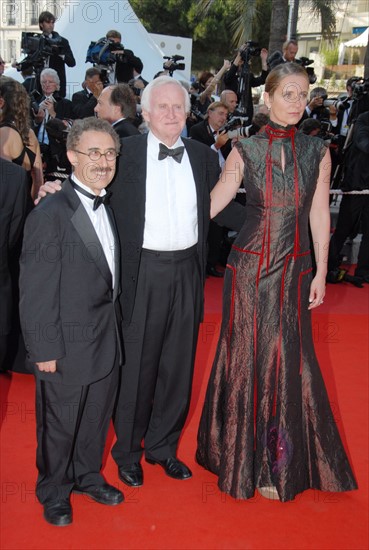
[143, 132, 198, 251]
[71, 176, 115, 288]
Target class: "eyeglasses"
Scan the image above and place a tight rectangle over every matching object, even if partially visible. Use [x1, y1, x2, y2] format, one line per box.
[73, 149, 119, 161]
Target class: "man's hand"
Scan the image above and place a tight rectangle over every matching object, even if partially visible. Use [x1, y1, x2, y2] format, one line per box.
[90, 79, 104, 98]
[34, 179, 62, 205]
[308, 96, 324, 111]
[260, 48, 268, 70]
[214, 131, 229, 149]
[36, 360, 57, 373]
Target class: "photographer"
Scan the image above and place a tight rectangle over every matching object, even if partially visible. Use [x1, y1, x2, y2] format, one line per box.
[328, 110, 369, 284]
[38, 11, 76, 98]
[223, 44, 268, 123]
[103, 30, 142, 84]
[34, 69, 74, 179]
[72, 68, 104, 119]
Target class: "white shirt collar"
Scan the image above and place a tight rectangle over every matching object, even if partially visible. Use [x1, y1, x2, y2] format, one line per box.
[148, 130, 183, 151]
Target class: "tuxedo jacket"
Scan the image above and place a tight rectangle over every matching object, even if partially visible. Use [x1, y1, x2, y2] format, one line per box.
[112, 119, 140, 138]
[19, 178, 123, 385]
[189, 120, 232, 159]
[110, 134, 246, 326]
[71, 89, 98, 119]
[0, 159, 28, 337]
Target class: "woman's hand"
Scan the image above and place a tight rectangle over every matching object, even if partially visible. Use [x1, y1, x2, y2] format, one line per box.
[308, 273, 326, 309]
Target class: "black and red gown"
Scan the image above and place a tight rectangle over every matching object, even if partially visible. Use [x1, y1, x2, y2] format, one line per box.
[196, 121, 358, 501]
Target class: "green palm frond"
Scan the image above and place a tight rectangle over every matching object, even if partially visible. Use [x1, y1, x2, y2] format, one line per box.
[309, 0, 337, 40]
[229, 0, 259, 46]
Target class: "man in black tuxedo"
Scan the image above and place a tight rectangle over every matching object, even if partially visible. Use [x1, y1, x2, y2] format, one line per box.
[37, 77, 245, 488]
[72, 68, 104, 119]
[20, 118, 124, 526]
[94, 84, 140, 137]
[0, 159, 28, 371]
[110, 78, 245, 487]
[38, 11, 76, 98]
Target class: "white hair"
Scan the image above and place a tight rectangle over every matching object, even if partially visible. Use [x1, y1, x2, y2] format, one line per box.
[141, 75, 190, 113]
[40, 68, 60, 90]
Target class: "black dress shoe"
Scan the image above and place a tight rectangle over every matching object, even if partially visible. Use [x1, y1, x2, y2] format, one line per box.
[73, 483, 124, 505]
[43, 499, 72, 526]
[206, 266, 224, 278]
[118, 463, 143, 487]
[145, 456, 192, 480]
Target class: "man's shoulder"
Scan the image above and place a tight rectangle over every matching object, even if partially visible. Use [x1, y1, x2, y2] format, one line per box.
[33, 180, 74, 216]
[120, 133, 147, 149]
[0, 157, 27, 179]
[72, 90, 86, 100]
[183, 136, 214, 155]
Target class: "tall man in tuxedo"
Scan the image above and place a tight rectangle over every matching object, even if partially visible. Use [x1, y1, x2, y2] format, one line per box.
[20, 118, 124, 526]
[111, 77, 245, 486]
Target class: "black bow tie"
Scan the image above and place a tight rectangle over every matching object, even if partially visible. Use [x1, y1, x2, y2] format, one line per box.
[70, 180, 111, 210]
[158, 143, 185, 163]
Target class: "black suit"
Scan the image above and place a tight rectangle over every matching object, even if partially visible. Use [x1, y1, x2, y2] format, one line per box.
[0, 159, 28, 370]
[71, 89, 98, 119]
[41, 32, 76, 98]
[111, 134, 245, 465]
[112, 118, 140, 138]
[19, 178, 123, 503]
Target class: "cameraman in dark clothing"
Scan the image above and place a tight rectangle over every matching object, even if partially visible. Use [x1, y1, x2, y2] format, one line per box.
[224, 43, 268, 124]
[328, 110, 369, 283]
[104, 30, 143, 84]
[38, 11, 76, 98]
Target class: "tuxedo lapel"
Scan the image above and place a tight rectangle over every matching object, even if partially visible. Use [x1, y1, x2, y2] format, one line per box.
[106, 205, 120, 300]
[62, 180, 113, 290]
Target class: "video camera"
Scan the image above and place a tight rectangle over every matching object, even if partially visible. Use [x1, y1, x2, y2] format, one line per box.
[239, 41, 261, 64]
[16, 32, 65, 72]
[86, 38, 125, 67]
[163, 55, 185, 76]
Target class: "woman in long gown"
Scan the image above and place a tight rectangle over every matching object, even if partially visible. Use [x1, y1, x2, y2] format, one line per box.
[196, 63, 357, 502]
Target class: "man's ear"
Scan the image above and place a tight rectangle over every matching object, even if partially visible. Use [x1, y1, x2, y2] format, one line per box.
[66, 150, 78, 166]
[142, 109, 150, 124]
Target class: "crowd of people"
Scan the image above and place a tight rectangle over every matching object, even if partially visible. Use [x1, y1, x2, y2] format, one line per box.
[1, 9, 364, 527]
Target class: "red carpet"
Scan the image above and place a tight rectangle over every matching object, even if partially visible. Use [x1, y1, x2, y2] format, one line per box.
[1, 276, 368, 550]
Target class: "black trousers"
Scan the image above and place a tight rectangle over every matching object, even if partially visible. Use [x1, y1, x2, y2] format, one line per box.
[328, 194, 369, 277]
[112, 246, 202, 465]
[35, 362, 118, 504]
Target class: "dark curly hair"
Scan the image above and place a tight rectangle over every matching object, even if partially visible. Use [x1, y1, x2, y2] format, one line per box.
[0, 77, 31, 145]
